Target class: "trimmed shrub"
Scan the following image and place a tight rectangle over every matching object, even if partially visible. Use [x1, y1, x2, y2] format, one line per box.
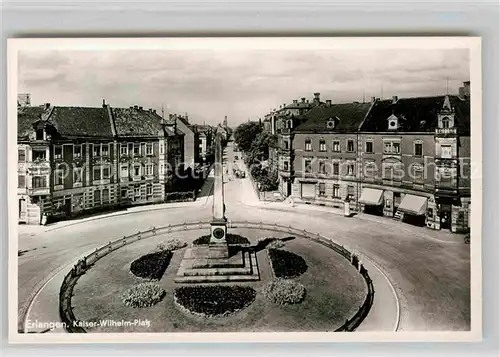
[122, 282, 166, 308]
[157, 238, 187, 252]
[263, 279, 306, 305]
[268, 248, 308, 278]
[130, 250, 173, 280]
[174, 285, 256, 317]
[193, 234, 250, 246]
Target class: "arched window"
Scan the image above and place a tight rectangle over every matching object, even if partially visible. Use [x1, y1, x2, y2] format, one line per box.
[442, 117, 450, 129]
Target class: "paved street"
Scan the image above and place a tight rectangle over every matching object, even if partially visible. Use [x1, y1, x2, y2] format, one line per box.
[18, 141, 470, 333]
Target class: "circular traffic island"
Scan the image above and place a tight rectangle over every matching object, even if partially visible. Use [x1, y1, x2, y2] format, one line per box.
[70, 228, 369, 332]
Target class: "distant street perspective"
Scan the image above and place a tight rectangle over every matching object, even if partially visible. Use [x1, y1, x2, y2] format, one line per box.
[14, 44, 472, 337]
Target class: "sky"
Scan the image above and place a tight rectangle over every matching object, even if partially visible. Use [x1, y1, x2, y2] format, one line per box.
[18, 48, 470, 127]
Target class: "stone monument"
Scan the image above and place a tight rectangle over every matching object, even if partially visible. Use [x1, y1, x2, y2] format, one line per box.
[175, 124, 260, 283]
[208, 129, 229, 260]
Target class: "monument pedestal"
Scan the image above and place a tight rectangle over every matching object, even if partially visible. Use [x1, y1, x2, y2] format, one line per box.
[209, 218, 228, 259]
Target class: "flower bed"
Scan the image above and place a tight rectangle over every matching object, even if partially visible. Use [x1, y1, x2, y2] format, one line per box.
[157, 238, 187, 252]
[268, 248, 308, 278]
[130, 250, 173, 280]
[174, 285, 256, 317]
[263, 279, 306, 305]
[122, 282, 166, 308]
[193, 234, 250, 246]
[255, 237, 285, 250]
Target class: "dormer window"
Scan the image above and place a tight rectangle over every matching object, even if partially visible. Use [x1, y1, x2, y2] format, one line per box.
[36, 129, 44, 140]
[326, 118, 336, 129]
[286, 119, 293, 129]
[387, 114, 398, 130]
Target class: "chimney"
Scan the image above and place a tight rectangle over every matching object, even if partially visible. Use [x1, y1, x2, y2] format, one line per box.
[306, 99, 310, 103]
[102, 99, 106, 107]
[392, 96, 398, 104]
[301, 97, 306, 103]
[153, 109, 156, 114]
[325, 99, 332, 107]
[313, 92, 320, 104]
[44, 103, 50, 110]
[139, 106, 143, 111]
[293, 99, 298, 105]
[371, 96, 376, 103]
[134, 105, 138, 110]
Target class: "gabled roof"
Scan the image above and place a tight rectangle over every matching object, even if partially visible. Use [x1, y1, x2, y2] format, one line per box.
[294, 102, 373, 133]
[360, 95, 470, 134]
[112, 107, 161, 137]
[49, 106, 113, 138]
[17, 106, 45, 140]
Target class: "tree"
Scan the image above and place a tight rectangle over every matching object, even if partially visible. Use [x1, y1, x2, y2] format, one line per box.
[233, 121, 262, 153]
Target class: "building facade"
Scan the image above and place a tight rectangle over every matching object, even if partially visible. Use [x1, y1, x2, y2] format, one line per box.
[17, 101, 184, 224]
[267, 83, 471, 233]
[170, 114, 199, 169]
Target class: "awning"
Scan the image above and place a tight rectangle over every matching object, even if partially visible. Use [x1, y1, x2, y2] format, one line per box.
[398, 194, 428, 216]
[359, 188, 384, 206]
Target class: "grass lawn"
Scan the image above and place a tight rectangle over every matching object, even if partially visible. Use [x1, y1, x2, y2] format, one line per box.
[71, 228, 367, 333]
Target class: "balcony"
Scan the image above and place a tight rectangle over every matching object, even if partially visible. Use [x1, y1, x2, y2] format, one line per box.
[435, 127, 457, 136]
[28, 187, 50, 196]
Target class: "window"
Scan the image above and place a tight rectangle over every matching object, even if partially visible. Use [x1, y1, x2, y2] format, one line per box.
[159, 143, 164, 155]
[128, 143, 134, 154]
[73, 145, 82, 158]
[54, 165, 65, 186]
[383, 140, 401, 154]
[318, 182, 326, 197]
[145, 164, 153, 176]
[347, 185, 355, 200]
[441, 145, 452, 159]
[365, 141, 373, 154]
[319, 139, 326, 152]
[18, 149, 26, 162]
[332, 140, 340, 152]
[134, 187, 141, 197]
[442, 117, 450, 129]
[54, 146, 63, 160]
[103, 166, 110, 179]
[283, 140, 289, 150]
[36, 129, 44, 140]
[101, 144, 109, 157]
[159, 164, 164, 175]
[93, 166, 101, 181]
[121, 165, 129, 178]
[18, 175, 26, 188]
[102, 189, 110, 204]
[332, 185, 340, 198]
[283, 161, 289, 171]
[74, 167, 83, 185]
[347, 140, 355, 152]
[414, 142, 423, 157]
[121, 188, 128, 198]
[304, 159, 312, 173]
[332, 161, 340, 176]
[347, 162, 355, 176]
[134, 165, 141, 177]
[412, 163, 424, 182]
[319, 160, 327, 174]
[146, 143, 153, 156]
[120, 143, 128, 156]
[140, 143, 146, 156]
[32, 176, 46, 188]
[305, 139, 312, 151]
[133, 144, 140, 156]
[94, 190, 101, 205]
[93, 145, 101, 157]
[146, 185, 153, 196]
[364, 161, 377, 178]
[383, 162, 403, 181]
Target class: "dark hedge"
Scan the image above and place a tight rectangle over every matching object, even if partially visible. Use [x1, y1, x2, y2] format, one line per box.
[130, 250, 173, 280]
[174, 285, 256, 317]
[268, 248, 308, 279]
[193, 234, 250, 245]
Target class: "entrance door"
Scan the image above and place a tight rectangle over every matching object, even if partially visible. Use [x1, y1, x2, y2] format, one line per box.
[287, 180, 292, 197]
[19, 198, 27, 220]
[393, 192, 401, 215]
[440, 204, 452, 230]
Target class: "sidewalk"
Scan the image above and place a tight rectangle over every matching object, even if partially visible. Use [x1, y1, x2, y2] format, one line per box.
[252, 200, 465, 244]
